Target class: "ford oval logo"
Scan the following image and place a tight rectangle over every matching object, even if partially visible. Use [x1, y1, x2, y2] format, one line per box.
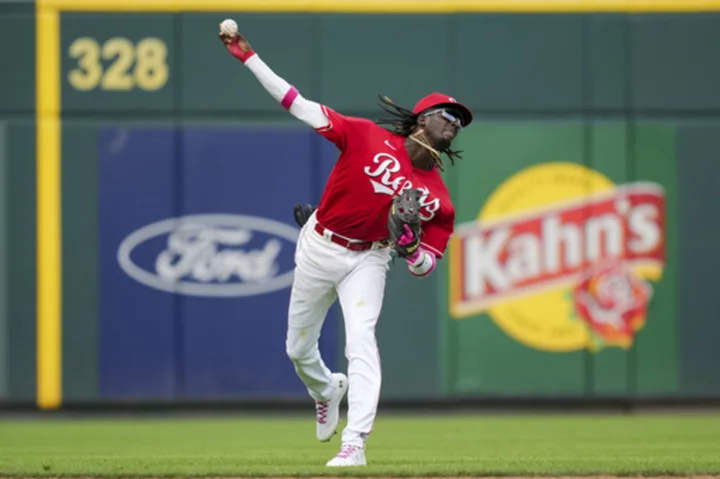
[117, 214, 300, 297]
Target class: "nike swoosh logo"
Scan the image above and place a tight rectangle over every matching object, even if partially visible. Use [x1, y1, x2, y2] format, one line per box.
[384, 140, 397, 151]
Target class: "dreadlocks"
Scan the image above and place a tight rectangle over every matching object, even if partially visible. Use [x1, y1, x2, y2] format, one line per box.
[374, 95, 463, 171]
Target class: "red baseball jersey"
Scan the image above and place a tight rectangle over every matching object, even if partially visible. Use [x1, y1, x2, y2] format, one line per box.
[313, 106, 455, 259]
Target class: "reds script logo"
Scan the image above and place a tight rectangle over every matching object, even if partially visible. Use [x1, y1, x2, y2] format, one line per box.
[363, 153, 440, 221]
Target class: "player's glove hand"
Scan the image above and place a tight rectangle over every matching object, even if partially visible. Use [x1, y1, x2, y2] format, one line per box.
[398, 224, 424, 265]
[388, 189, 423, 258]
[293, 204, 316, 228]
[218, 26, 255, 63]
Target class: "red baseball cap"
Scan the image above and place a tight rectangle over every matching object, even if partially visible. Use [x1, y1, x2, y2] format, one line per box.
[413, 93, 473, 127]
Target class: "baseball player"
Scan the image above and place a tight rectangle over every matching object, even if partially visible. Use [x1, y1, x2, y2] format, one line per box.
[219, 22, 472, 467]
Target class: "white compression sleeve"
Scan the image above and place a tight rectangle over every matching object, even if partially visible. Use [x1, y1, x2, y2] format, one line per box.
[244, 55, 329, 129]
[288, 97, 329, 129]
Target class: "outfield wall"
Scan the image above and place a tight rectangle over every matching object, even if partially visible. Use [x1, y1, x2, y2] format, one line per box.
[1, 0, 720, 408]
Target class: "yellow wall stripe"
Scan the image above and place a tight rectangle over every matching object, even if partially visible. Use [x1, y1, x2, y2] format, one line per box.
[39, 0, 720, 12]
[36, 4, 62, 410]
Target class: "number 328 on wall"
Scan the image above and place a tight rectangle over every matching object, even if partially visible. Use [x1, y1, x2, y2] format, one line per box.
[68, 37, 169, 91]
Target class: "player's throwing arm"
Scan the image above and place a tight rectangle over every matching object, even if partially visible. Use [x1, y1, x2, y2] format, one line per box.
[218, 20, 329, 129]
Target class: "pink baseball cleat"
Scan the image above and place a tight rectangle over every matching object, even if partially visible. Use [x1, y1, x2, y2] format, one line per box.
[315, 372, 348, 442]
[326, 443, 367, 467]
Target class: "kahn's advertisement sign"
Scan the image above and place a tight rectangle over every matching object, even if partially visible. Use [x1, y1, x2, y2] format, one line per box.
[449, 162, 665, 352]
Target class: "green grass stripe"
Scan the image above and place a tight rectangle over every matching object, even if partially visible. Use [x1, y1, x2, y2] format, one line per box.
[0, 414, 719, 477]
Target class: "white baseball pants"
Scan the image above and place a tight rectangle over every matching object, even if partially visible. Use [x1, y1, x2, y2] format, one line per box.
[285, 211, 390, 447]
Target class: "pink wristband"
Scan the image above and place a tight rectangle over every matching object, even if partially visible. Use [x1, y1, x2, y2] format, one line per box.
[281, 87, 299, 110]
[408, 250, 436, 277]
[405, 248, 422, 265]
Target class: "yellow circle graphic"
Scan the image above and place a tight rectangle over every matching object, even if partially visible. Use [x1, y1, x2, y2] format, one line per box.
[477, 162, 616, 352]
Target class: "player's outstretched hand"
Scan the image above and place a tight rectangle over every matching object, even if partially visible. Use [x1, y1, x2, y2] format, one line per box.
[218, 20, 255, 63]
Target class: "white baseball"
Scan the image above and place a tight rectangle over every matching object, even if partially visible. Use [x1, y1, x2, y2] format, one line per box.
[220, 19, 238, 35]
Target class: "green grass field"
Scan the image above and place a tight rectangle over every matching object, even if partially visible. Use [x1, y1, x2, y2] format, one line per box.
[1, 413, 719, 477]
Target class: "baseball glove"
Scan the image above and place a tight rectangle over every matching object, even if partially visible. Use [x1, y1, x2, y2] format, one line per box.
[388, 188, 423, 258]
